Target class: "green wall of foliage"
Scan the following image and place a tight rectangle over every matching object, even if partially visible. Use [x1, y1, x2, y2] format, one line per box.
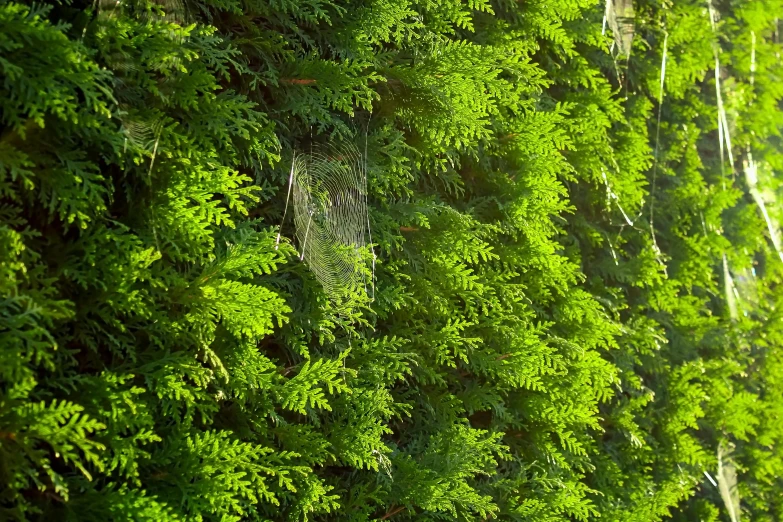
[2, 0, 783, 520]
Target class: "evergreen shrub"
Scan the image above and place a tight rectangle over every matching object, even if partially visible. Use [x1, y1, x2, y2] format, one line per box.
[1, 0, 783, 520]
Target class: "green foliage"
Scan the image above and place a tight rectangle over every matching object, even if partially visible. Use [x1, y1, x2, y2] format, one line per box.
[2, 0, 783, 520]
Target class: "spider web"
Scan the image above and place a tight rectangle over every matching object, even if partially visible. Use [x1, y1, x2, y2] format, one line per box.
[277, 142, 375, 302]
[603, 0, 635, 57]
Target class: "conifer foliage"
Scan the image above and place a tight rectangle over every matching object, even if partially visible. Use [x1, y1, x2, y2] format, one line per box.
[1, 0, 783, 520]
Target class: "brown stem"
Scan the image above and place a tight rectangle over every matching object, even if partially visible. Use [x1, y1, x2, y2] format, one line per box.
[399, 226, 419, 232]
[281, 78, 317, 85]
[380, 505, 406, 520]
[43, 490, 65, 503]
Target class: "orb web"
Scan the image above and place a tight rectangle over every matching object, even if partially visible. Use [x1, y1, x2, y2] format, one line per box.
[276, 143, 375, 302]
[604, 0, 635, 57]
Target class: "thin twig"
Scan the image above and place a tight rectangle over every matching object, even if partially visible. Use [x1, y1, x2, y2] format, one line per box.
[281, 78, 317, 85]
[380, 505, 406, 520]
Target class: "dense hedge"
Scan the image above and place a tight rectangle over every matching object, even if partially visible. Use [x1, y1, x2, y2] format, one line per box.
[2, 0, 783, 520]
